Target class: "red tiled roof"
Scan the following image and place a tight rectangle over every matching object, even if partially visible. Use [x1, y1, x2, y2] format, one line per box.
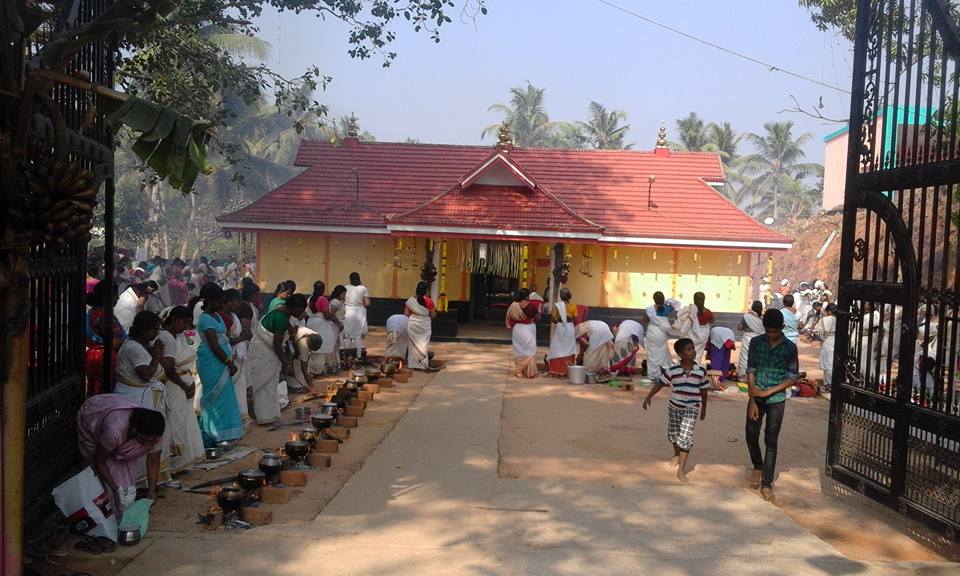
[219, 140, 791, 248]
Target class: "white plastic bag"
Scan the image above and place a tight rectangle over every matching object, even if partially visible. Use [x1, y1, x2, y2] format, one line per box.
[277, 380, 289, 410]
[51, 467, 118, 542]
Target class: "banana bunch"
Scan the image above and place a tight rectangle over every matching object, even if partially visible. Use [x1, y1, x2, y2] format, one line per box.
[13, 157, 97, 247]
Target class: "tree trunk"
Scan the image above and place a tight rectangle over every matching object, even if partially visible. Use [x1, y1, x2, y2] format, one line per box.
[145, 176, 163, 257]
[179, 192, 197, 261]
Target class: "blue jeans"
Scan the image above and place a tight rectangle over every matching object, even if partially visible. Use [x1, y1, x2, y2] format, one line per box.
[745, 398, 785, 487]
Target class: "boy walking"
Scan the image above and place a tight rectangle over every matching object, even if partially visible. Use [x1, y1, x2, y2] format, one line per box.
[745, 308, 799, 501]
[643, 338, 710, 483]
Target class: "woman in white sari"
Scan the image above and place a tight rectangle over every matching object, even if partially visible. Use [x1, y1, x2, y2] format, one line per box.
[818, 303, 837, 388]
[677, 291, 712, 362]
[157, 306, 205, 472]
[342, 273, 370, 357]
[405, 281, 436, 370]
[611, 318, 645, 375]
[547, 288, 578, 377]
[247, 294, 308, 425]
[736, 300, 765, 378]
[384, 314, 409, 359]
[328, 285, 347, 370]
[506, 288, 540, 378]
[576, 320, 615, 373]
[644, 291, 678, 380]
[306, 281, 339, 374]
[114, 310, 171, 481]
[222, 289, 253, 420]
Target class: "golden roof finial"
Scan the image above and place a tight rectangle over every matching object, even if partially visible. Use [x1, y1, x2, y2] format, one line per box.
[496, 120, 514, 151]
[346, 114, 359, 139]
[656, 124, 668, 148]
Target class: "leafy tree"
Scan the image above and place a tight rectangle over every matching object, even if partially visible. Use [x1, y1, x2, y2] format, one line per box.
[798, 0, 857, 40]
[739, 121, 823, 219]
[704, 122, 745, 196]
[578, 101, 632, 150]
[483, 82, 556, 147]
[675, 112, 709, 151]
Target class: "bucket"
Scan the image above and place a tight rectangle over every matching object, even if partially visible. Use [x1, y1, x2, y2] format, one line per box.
[568, 365, 587, 384]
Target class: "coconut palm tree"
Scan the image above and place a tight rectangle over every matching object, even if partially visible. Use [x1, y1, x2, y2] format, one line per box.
[675, 112, 709, 151]
[578, 101, 632, 150]
[740, 121, 823, 219]
[483, 82, 556, 147]
[704, 122, 745, 198]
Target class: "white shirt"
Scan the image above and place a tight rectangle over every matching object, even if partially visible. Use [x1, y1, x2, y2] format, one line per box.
[345, 284, 369, 307]
[115, 287, 140, 331]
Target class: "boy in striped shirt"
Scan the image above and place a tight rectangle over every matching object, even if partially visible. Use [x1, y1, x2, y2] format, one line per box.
[642, 338, 710, 483]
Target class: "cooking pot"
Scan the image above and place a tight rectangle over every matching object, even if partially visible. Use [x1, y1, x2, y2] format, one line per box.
[364, 367, 381, 382]
[217, 485, 244, 513]
[118, 524, 141, 546]
[285, 440, 310, 461]
[311, 413, 334, 430]
[568, 365, 587, 385]
[348, 371, 368, 385]
[258, 452, 283, 478]
[237, 469, 266, 491]
[205, 447, 222, 460]
[299, 426, 319, 447]
[319, 402, 339, 416]
[295, 406, 312, 421]
[382, 360, 399, 375]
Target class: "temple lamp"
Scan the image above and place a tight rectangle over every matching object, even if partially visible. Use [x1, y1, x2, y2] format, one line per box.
[647, 174, 657, 209]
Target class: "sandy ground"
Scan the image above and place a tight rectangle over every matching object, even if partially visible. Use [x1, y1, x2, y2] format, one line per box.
[28, 334, 960, 576]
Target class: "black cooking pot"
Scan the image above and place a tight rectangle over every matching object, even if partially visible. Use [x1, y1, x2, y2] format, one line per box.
[319, 402, 339, 417]
[299, 426, 319, 447]
[217, 485, 244, 513]
[237, 469, 265, 491]
[311, 413, 334, 431]
[259, 452, 283, 478]
[285, 440, 310, 461]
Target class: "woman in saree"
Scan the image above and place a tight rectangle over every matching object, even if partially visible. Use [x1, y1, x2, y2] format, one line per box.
[196, 284, 244, 445]
[328, 285, 347, 371]
[706, 325, 736, 390]
[818, 303, 837, 389]
[343, 272, 370, 357]
[405, 281, 436, 370]
[113, 311, 172, 482]
[156, 306, 206, 472]
[644, 291, 678, 380]
[78, 394, 164, 515]
[86, 280, 126, 396]
[306, 280, 340, 374]
[220, 289, 252, 421]
[547, 287, 578, 377]
[611, 318, 645, 375]
[736, 300, 765, 379]
[248, 294, 308, 425]
[506, 289, 540, 378]
[384, 313, 409, 360]
[577, 320, 615, 373]
[677, 291, 713, 362]
[267, 280, 296, 313]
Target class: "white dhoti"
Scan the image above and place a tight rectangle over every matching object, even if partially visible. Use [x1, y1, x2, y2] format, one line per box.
[247, 323, 284, 425]
[405, 300, 432, 370]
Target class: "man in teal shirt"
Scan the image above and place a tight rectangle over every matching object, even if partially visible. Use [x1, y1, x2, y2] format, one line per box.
[746, 309, 799, 502]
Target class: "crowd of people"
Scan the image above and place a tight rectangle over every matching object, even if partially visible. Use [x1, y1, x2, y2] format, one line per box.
[78, 251, 446, 517]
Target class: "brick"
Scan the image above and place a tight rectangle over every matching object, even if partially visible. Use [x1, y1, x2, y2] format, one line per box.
[307, 453, 332, 468]
[314, 439, 339, 453]
[204, 510, 223, 530]
[278, 470, 308, 486]
[344, 405, 365, 417]
[348, 398, 367, 409]
[379, 378, 394, 387]
[325, 426, 350, 440]
[363, 384, 380, 394]
[394, 373, 409, 383]
[260, 486, 289, 504]
[239, 506, 273, 526]
[337, 416, 359, 428]
[357, 390, 373, 402]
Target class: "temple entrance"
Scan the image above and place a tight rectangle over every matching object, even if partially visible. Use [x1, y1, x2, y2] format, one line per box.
[468, 273, 519, 323]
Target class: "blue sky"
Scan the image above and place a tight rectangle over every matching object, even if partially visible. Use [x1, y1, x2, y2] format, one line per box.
[254, 0, 852, 163]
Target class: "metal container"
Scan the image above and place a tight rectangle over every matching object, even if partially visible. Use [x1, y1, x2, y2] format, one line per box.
[237, 469, 266, 491]
[117, 524, 141, 546]
[311, 413, 334, 431]
[319, 402, 339, 416]
[568, 365, 587, 385]
[217, 485, 244, 513]
[295, 406, 312, 421]
[284, 440, 310, 461]
[205, 447, 222, 460]
[298, 426, 319, 447]
[258, 452, 283, 479]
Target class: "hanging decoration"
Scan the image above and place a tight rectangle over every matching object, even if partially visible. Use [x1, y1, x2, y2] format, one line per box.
[521, 243, 529, 284]
[420, 238, 437, 284]
[466, 240, 526, 278]
[437, 239, 449, 313]
[393, 238, 403, 268]
[579, 244, 593, 277]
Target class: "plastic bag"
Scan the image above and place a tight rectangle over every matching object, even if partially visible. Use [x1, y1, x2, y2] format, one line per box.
[120, 498, 153, 537]
[51, 467, 118, 542]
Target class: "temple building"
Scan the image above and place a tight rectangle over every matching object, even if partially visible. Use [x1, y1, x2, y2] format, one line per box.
[218, 123, 791, 326]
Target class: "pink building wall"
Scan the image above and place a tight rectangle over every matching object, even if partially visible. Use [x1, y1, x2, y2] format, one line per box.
[821, 119, 887, 211]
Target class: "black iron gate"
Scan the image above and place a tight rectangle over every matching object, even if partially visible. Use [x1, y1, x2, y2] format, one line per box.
[828, 0, 960, 539]
[21, 0, 115, 531]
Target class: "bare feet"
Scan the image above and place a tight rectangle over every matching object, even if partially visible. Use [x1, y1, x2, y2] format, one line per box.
[760, 486, 776, 501]
[669, 456, 680, 467]
[749, 470, 762, 489]
[677, 469, 689, 484]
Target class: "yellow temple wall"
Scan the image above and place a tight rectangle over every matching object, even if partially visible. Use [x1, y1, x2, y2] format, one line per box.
[257, 233, 751, 312]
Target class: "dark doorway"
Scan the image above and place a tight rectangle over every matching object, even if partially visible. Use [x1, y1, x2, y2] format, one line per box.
[469, 273, 518, 322]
